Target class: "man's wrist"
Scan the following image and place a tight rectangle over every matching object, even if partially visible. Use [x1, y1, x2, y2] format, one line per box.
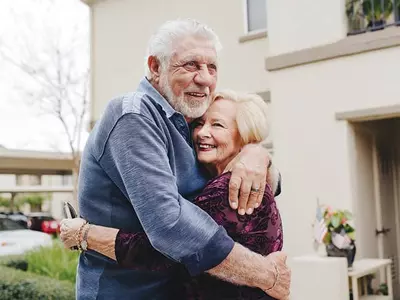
[264, 260, 278, 291]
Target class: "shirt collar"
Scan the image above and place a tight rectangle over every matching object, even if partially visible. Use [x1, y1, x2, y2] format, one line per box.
[137, 77, 177, 119]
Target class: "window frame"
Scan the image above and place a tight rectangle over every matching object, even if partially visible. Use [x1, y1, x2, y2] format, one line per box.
[243, 0, 267, 34]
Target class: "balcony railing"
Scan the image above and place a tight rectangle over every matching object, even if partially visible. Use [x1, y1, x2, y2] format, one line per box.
[346, 0, 400, 35]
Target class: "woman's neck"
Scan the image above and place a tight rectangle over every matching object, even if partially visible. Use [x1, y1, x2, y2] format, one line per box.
[204, 162, 227, 177]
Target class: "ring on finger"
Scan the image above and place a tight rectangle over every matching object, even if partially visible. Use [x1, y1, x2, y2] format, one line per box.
[250, 186, 260, 193]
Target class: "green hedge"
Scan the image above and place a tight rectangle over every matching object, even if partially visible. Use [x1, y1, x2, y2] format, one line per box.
[25, 241, 79, 283]
[0, 255, 28, 271]
[0, 265, 75, 300]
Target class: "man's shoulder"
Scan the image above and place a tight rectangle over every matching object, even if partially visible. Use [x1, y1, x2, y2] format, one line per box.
[97, 91, 166, 131]
[104, 92, 159, 119]
[88, 92, 167, 159]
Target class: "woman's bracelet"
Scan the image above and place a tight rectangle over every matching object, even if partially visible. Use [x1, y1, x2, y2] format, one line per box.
[265, 260, 279, 291]
[80, 223, 91, 251]
[75, 221, 88, 252]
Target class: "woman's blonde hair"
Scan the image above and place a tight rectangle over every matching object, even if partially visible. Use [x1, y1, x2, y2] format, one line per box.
[212, 90, 270, 145]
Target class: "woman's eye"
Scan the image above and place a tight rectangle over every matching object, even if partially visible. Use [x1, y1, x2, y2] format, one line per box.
[213, 123, 223, 127]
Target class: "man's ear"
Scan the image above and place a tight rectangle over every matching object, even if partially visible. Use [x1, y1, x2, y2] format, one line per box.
[148, 56, 161, 83]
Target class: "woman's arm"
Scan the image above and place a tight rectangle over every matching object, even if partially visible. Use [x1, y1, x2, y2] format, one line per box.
[59, 218, 173, 270]
[87, 224, 118, 260]
[60, 218, 119, 260]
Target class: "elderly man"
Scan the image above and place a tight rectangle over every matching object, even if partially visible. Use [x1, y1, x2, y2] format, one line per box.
[77, 19, 290, 299]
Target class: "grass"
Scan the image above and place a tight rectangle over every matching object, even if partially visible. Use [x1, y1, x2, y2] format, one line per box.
[25, 240, 79, 283]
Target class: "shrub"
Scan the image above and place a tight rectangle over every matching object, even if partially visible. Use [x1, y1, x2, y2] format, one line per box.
[0, 265, 75, 300]
[0, 255, 28, 271]
[25, 241, 79, 283]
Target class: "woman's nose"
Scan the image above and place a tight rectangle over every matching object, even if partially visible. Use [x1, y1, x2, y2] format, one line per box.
[198, 124, 211, 138]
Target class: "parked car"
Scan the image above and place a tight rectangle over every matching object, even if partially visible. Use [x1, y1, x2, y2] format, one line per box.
[27, 213, 60, 236]
[0, 215, 53, 256]
[0, 212, 28, 228]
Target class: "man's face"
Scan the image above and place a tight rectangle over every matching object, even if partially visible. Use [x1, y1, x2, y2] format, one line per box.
[159, 36, 218, 120]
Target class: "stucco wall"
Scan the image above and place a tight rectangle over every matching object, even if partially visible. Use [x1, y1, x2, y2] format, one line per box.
[269, 46, 400, 256]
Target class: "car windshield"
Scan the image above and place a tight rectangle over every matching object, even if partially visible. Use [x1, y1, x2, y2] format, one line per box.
[0, 218, 26, 231]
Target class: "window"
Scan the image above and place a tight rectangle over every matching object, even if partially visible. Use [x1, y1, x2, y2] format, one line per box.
[245, 0, 267, 33]
[62, 175, 72, 186]
[0, 217, 25, 231]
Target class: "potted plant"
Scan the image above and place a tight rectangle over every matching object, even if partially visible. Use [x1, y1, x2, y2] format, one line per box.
[346, 0, 365, 33]
[322, 207, 357, 268]
[362, 0, 393, 30]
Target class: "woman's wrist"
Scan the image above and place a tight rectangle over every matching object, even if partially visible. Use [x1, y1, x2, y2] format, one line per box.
[86, 224, 119, 260]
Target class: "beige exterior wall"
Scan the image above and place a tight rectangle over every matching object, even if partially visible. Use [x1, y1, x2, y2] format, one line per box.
[267, 0, 347, 55]
[89, 0, 270, 121]
[267, 0, 400, 258]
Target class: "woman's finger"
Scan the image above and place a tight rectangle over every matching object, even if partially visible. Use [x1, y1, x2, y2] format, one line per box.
[238, 179, 252, 215]
[256, 178, 266, 208]
[228, 174, 242, 210]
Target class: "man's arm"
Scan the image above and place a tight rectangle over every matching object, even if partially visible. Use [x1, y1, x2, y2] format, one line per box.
[208, 244, 291, 299]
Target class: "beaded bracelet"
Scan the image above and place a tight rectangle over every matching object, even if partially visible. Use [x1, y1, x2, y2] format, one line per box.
[75, 221, 87, 252]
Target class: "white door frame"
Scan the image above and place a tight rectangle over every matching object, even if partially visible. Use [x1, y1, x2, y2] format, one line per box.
[372, 135, 384, 259]
[392, 148, 400, 281]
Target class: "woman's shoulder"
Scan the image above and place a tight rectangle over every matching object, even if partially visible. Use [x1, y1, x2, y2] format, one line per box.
[204, 172, 232, 190]
[194, 172, 231, 203]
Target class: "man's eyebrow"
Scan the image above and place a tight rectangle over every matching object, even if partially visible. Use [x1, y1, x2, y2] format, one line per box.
[179, 55, 217, 64]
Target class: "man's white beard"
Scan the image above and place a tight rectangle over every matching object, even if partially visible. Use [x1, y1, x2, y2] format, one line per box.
[160, 76, 210, 119]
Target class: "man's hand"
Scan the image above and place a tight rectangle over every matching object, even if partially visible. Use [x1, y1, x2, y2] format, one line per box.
[207, 244, 291, 299]
[263, 252, 291, 300]
[224, 143, 270, 215]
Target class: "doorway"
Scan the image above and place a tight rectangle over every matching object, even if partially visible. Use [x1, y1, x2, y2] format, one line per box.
[350, 117, 400, 297]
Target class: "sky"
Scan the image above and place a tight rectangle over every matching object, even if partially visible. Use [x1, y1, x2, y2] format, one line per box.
[0, 0, 89, 152]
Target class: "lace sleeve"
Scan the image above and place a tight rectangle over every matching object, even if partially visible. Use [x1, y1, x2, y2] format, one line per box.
[115, 230, 174, 271]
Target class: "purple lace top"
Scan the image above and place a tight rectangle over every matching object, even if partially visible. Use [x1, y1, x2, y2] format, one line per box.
[116, 172, 283, 299]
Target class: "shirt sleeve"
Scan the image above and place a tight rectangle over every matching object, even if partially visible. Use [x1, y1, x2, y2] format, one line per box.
[115, 230, 174, 271]
[100, 113, 234, 275]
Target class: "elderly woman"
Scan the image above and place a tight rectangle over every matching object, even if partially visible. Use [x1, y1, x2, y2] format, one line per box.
[61, 91, 283, 300]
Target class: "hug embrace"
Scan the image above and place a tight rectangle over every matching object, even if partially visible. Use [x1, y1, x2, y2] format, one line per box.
[60, 18, 291, 300]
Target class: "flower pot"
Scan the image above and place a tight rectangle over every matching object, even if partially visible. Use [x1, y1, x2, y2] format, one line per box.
[326, 242, 357, 268]
[367, 19, 386, 31]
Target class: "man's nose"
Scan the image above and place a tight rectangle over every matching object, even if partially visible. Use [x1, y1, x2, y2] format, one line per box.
[194, 67, 214, 87]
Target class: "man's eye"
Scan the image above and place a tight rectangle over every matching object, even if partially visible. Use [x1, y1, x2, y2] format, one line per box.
[209, 64, 217, 71]
[185, 61, 198, 69]
[193, 121, 204, 127]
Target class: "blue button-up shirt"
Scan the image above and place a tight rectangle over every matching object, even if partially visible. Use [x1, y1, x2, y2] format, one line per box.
[76, 78, 235, 299]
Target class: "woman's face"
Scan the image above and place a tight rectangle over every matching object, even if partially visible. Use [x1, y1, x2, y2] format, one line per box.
[192, 98, 242, 173]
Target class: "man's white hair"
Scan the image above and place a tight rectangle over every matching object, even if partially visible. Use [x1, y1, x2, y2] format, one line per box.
[144, 18, 222, 78]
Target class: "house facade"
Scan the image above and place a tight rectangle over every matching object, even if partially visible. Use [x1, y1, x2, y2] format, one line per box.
[0, 147, 74, 219]
[83, 0, 400, 297]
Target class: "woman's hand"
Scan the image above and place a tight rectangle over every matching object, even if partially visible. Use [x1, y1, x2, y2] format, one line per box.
[59, 218, 87, 249]
[224, 143, 271, 215]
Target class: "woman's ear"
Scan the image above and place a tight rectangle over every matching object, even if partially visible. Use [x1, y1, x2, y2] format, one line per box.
[148, 56, 162, 83]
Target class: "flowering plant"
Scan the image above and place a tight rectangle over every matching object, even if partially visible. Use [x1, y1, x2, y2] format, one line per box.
[322, 207, 355, 246]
